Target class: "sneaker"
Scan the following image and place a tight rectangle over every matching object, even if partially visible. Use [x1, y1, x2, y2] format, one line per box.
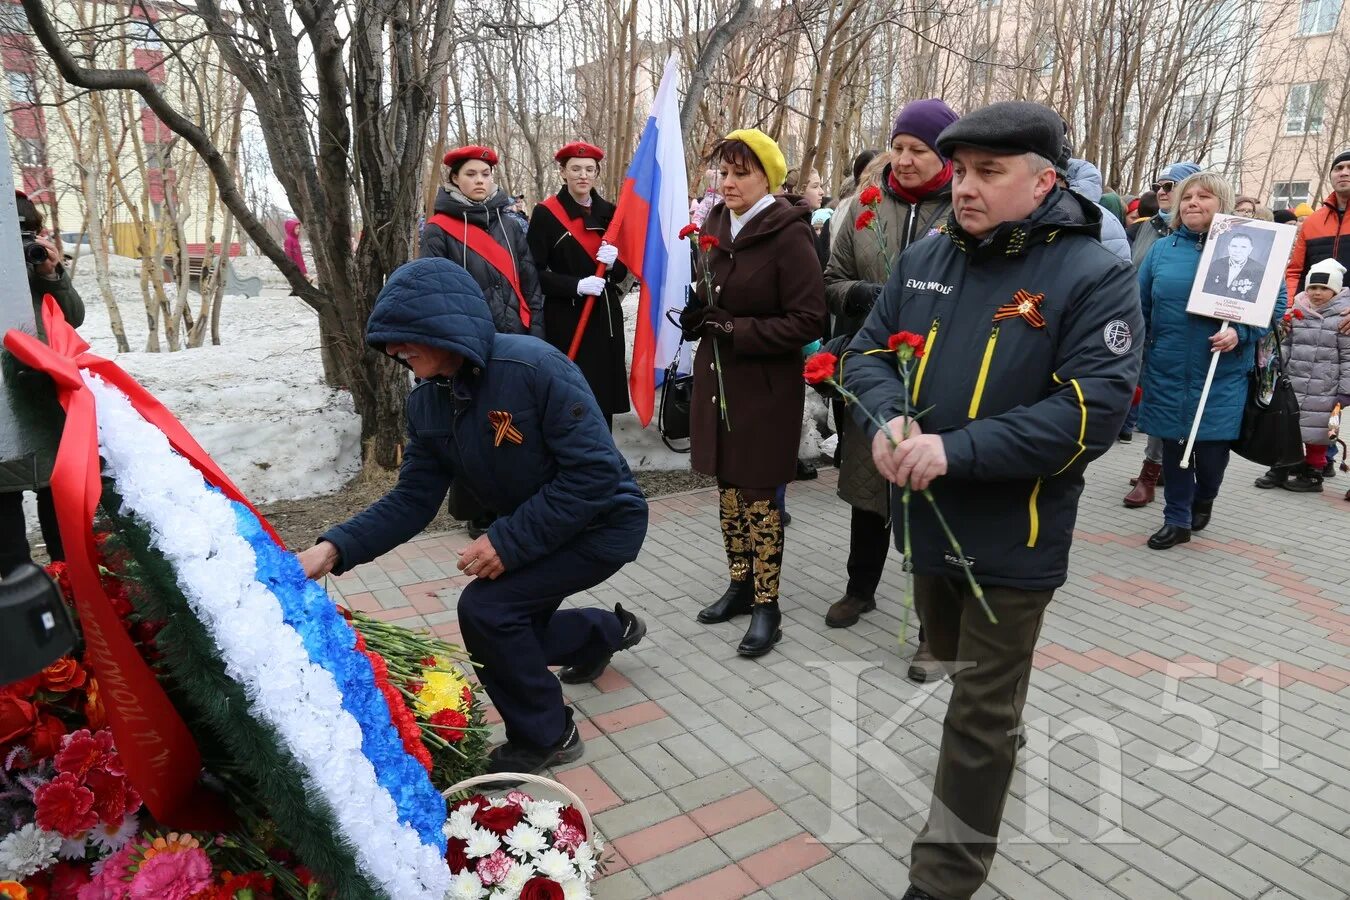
[486, 721, 584, 775]
[557, 604, 646, 684]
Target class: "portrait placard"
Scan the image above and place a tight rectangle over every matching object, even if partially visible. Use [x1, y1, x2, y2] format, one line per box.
[1185, 215, 1296, 328]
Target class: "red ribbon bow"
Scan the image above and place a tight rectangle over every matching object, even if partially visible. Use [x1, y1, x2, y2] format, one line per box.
[4, 298, 280, 828]
[993, 289, 1046, 329]
[488, 410, 524, 447]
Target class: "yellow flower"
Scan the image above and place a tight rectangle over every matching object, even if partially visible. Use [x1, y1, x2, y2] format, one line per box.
[415, 668, 471, 717]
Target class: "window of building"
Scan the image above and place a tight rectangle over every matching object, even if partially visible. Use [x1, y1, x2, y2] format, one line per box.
[13, 136, 43, 166]
[1271, 181, 1311, 210]
[6, 71, 35, 105]
[128, 17, 161, 50]
[1297, 0, 1340, 34]
[1175, 94, 1214, 143]
[1284, 81, 1325, 134]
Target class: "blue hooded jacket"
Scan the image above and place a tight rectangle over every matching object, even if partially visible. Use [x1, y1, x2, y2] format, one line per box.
[1136, 225, 1284, 441]
[321, 257, 648, 573]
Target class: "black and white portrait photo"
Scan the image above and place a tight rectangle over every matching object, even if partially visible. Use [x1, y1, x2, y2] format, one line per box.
[1203, 227, 1271, 302]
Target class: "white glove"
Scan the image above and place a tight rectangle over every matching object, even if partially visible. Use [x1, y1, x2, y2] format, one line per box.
[577, 275, 606, 296]
[595, 242, 619, 267]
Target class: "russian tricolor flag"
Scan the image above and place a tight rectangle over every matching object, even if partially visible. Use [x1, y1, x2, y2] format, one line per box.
[606, 54, 691, 426]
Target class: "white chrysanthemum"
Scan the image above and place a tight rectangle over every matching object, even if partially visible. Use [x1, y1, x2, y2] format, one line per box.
[573, 840, 597, 879]
[465, 827, 502, 859]
[503, 823, 548, 857]
[524, 799, 563, 831]
[447, 805, 480, 841]
[446, 870, 486, 900]
[0, 823, 62, 880]
[495, 862, 536, 900]
[90, 814, 139, 853]
[533, 848, 577, 882]
[561, 877, 590, 900]
[58, 832, 89, 860]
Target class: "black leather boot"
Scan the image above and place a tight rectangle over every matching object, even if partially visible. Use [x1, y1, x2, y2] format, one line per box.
[1147, 524, 1191, 550]
[737, 601, 782, 657]
[697, 580, 753, 624]
[1190, 499, 1214, 532]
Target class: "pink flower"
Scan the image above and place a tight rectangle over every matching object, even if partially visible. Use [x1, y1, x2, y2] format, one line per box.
[505, 790, 532, 807]
[553, 822, 586, 853]
[126, 847, 212, 900]
[79, 845, 137, 900]
[476, 849, 514, 886]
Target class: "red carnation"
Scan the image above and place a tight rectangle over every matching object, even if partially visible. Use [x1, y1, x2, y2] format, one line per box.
[461, 685, 473, 708]
[855, 209, 876, 231]
[678, 223, 698, 240]
[34, 772, 99, 836]
[55, 729, 115, 780]
[858, 185, 882, 207]
[887, 331, 926, 358]
[473, 802, 524, 836]
[803, 352, 839, 385]
[1293, 308, 1305, 319]
[520, 877, 565, 900]
[559, 805, 587, 840]
[698, 234, 719, 252]
[445, 838, 470, 873]
[430, 708, 468, 743]
[84, 765, 141, 825]
[50, 861, 91, 895]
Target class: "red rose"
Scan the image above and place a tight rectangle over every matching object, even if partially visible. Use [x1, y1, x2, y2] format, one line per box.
[430, 708, 468, 743]
[39, 659, 87, 694]
[83, 681, 106, 732]
[85, 766, 141, 824]
[559, 805, 587, 839]
[858, 185, 882, 207]
[445, 838, 470, 873]
[3, 675, 41, 700]
[25, 714, 67, 763]
[450, 793, 487, 813]
[34, 772, 99, 836]
[854, 209, 876, 231]
[519, 877, 564, 900]
[0, 693, 38, 744]
[803, 352, 839, 385]
[678, 223, 698, 240]
[473, 802, 524, 836]
[698, 234, 719, 252]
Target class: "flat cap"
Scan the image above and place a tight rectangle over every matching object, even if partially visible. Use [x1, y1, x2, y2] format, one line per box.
[936, 101, 1064, 163]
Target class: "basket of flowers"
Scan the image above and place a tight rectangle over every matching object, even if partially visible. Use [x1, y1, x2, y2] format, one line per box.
[441, 773, 605, 900]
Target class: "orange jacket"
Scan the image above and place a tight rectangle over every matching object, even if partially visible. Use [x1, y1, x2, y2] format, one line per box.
[1286, 191, 1350, 298]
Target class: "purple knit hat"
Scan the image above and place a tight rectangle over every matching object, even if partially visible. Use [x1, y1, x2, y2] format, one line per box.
[890, 99, 961, 157]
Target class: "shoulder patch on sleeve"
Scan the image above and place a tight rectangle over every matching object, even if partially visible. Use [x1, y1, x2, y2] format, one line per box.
[1103, 319, 1133, 355]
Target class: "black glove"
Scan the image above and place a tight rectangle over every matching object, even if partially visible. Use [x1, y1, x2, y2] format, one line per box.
[701, 307, 734, 335]
[843, 282, 883, 318]
[678, 303, 707, 341]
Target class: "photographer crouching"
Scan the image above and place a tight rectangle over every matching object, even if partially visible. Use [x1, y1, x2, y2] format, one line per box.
[0, 190, 85, 576]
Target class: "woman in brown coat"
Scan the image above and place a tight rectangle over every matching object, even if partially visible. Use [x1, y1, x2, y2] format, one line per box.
[678, 129, 827, 657]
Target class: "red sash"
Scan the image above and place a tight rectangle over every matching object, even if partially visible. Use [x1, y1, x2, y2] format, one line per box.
[428, 213, 531, 329]
[540, 195, 604, 259]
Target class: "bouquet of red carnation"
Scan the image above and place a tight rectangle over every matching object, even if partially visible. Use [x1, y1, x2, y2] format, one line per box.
[442, 777, 606, 900]
[853, 185, 891, 278]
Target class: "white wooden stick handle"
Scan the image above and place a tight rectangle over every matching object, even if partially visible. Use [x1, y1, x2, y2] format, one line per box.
[1180, 321, 1231, 469]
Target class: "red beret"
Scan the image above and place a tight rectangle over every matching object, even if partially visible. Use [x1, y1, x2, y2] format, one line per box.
[443, 145, 498, 167]
[555, 142, 604, 164]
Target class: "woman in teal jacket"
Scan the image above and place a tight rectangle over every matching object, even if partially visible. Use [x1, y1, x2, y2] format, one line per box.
[1137, 172, 1284, 549]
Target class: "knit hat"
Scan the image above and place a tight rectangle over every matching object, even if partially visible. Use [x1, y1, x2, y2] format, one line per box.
[1158, 161, 1201, 183]
[1331, 148, 1350, 170]
[1294, 201, 1316, 218]
[724, 129, 787, 192]
[1306, 258, 1346, 292]
[935, 101, 1064, 162]
[889, 99, 960, 156]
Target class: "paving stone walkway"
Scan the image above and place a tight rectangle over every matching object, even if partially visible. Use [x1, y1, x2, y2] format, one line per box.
[326, 443, 1350, 900]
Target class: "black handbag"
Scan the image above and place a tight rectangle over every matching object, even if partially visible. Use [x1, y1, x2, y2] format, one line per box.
[658, 307, 693, 452]
[1232, 336, 1304, 468]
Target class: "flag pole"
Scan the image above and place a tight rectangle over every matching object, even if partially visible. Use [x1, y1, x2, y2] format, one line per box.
[567, 236, 617, 360]
[1179, 321, 1231, 468]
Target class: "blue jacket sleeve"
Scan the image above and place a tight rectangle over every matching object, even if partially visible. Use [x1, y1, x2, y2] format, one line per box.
[319, 416, 451, 574]
[942, 261, 1144, 480]
[486, 356, 626, 569]
[1138, 246, 1156, 341]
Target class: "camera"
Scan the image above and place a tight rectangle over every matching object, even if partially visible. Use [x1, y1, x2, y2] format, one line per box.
[21, 229, 51, 266]
[0, 563, 76, 685]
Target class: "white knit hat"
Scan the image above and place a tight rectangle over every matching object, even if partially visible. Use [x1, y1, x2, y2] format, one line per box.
[1306, 258, 1346, 292]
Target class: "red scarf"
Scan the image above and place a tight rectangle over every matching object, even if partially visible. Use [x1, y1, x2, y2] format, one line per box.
[887, 160, 953, 205]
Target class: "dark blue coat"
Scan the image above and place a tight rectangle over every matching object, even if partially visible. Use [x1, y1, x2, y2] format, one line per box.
[1136, 226, 1284, 441]
[321, 257, 648, 573]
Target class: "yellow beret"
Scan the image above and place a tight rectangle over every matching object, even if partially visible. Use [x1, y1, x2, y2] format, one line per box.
[725, 128, 787, 192]
[1293, 202, 1315, 217]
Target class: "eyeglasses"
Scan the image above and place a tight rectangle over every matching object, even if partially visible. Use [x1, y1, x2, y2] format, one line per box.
[1152, 181, 1176, 193]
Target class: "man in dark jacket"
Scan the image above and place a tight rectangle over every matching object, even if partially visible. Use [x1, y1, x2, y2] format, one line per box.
[0, 191, 85, 576]
[299, 258, 649, 774]
[843, 102, 1142, 900]
[527, 141, 630, 429]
